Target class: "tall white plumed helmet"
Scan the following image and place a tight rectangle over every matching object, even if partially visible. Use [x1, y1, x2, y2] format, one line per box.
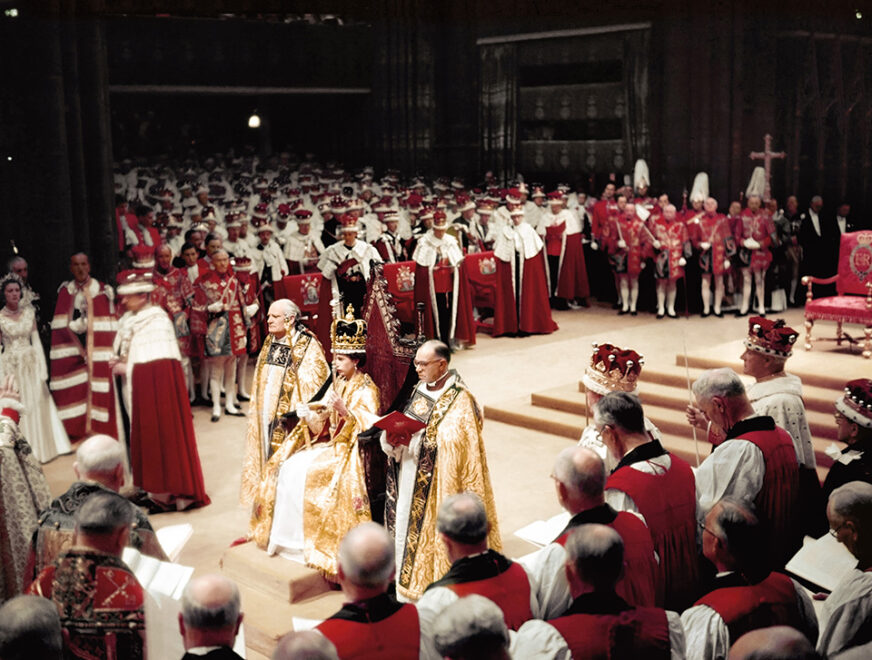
[633, 159, 650, 192]
[689, 172, 709, 203]
[745, 166, 766, 199]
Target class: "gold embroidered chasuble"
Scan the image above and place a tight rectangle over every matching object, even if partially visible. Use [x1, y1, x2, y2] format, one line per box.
[248, 370, 381, 578]
[386, 377, 501, 601]
[239, 330, 329, 506]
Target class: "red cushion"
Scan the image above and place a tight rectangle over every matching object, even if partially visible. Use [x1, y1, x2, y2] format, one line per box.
[805, 295, 872, 324]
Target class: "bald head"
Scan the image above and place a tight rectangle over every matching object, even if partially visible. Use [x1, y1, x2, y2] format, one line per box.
[179, 574, 242, 649]
[437, 492, 489, 546]
[421, 339, 451, 364]
[729, 625, 817, 659]
[272, 631, 339, 660]
[338, 523, 395, 589]
[565, 524, 624, 591]
[75, 435, 126, 487]
[553, 446, 605, 499]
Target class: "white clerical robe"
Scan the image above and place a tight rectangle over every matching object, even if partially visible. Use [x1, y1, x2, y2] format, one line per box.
[748, 374, 816, 469]
[681, 576, 817, 660]
[817, 568, 872, 657]
[510, 611, 686, 660]
[694, 440, 765, 521]
[518, 543, 577, 620]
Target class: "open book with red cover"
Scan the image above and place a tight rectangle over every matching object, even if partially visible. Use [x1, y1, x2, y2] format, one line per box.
[373, 410, 426, 443]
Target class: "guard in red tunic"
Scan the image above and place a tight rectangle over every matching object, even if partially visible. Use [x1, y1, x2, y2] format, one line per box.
[736, 195, 776, 316]
[28, 492, 147, 660]
[596, 392, 700, 611]
[651, 204, 691, 319]
[416, 493, 535, 631]
[537, 191, 589, 310]
[49, 252, 121, 441]
[412, 210, 476, 348]
[512, 525, 685, 659]
[604, 201, 654, 316]
[232, 256, 261, 402]
[689, 197, 735, 318]
[316, 523, 427, 659]
[192, 250, 255, 422]
[692, 367, 802, 569]
[492, 208, 558, 337]
[681, 499, 817, 659]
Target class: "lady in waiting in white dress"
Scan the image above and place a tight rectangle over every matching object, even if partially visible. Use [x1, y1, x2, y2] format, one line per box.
[0, 274, 71, 463]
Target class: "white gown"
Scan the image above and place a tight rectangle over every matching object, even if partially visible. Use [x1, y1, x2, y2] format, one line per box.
[0, 305, 71, 462]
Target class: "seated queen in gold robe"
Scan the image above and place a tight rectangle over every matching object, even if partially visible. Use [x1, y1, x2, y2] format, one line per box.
[248, 305, 380, 578]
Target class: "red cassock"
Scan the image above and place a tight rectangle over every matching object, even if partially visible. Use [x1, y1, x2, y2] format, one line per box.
[651, 218, 690, 281]
[556, 510, 658, 608]
[549, 605, 670, 660]
[49, 279, 120, 440]
[737, 209, 776, 270]
[736, 425, 801, 567]
[317, 594, 420, 660]
[606, 455, 700, 610]
[492, 225, 558, 337]
[691, 212, 735, 276]
[151, 267, 195, 357]
[425, 550, 532, 631]
[695, 572, 806, 642]
[543, 211, 590, 300]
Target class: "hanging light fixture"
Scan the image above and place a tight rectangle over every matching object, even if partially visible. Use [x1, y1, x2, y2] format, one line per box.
[248, 112, 261, 129]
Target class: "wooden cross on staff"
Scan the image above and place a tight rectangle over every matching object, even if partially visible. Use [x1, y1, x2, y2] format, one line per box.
[749, 134, 786, 202]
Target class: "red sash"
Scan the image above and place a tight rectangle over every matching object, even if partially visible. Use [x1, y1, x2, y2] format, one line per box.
[550, 607, 670, 660]
[606, 457, 699, 609]
[317, 604, 419, 660]
[696, 572, 803, 643]
[445, 562, 533, 630]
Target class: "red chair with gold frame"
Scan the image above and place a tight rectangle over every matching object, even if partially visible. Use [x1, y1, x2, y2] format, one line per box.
[801, 230, 872, 359]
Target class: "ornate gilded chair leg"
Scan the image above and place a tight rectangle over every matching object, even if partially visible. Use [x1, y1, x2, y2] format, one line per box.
[804, 318, 814, 352]
[836, 321, 843, 345]
[863, 326, 872, 359]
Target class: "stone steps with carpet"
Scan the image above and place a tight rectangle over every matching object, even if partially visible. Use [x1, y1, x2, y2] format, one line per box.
[485, 352, 847, 481]
[220, 542, 344, 657]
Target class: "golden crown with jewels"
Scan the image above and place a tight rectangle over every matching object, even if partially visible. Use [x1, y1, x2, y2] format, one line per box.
[331, 304, 367, 355]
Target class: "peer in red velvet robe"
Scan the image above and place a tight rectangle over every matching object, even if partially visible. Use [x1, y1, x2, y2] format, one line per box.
[491, 209, 558, 337]
[537, 193, 590, 309]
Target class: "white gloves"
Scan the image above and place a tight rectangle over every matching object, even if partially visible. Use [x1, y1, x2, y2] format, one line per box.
[678, 257, 687, 267]
[700, 242, 711, 251]
[617, 239, 627, 250]
[69, 317, 87, 334]
[590, 241, 599, 251]
[207, 302, 223, 313]
[652, 240, 662, 250]
[245, 303, 259, 317]
[640, 261, 646, 269]
[724, 259, 732, 271]
[743, 238, 761, 250]
[295, 403, 310, 421]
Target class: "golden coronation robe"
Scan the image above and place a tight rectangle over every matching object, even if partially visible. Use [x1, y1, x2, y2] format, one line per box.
[248, 370, 380, 578]
[239, 328, 329, 506]
[382, 373, 501, 601]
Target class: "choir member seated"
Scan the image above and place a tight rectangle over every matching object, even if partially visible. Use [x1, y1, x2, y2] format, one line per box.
[523, 446, 658, 617]
[817, 482, 872, 657]
[0, 595, 62, 660]
[681, 498, 817, 660]
[416, 493, 536, 631]
[431, 594, 511, 660]
[314, 523, 431, 659]
[512, 524, 686, 659]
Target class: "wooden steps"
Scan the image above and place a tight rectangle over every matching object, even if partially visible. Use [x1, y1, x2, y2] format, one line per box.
[221, 541, 331, 604]
[486, 356, 843, 481]
[221, 542, 345, 657]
